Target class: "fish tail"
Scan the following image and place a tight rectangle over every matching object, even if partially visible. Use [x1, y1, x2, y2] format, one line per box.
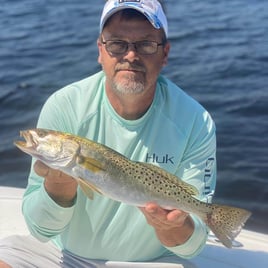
[205, 204, 251, 248]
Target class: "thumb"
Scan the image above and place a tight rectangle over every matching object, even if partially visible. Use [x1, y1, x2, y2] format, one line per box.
[34, 160, 49, 177]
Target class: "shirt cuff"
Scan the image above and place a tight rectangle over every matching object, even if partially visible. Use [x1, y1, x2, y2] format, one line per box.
[165, 215, 208, 259]
[23, 183, 76, 239]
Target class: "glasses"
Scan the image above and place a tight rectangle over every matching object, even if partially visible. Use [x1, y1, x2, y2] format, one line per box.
[101, 40, 164, 55]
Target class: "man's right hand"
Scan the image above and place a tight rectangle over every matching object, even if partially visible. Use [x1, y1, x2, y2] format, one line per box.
[34, 160, 78, 207]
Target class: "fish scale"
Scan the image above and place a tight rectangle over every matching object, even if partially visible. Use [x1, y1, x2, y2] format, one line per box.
[14, 128, 251, 248]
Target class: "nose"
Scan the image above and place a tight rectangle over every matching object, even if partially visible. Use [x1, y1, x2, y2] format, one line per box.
[123, 44, 139, 61]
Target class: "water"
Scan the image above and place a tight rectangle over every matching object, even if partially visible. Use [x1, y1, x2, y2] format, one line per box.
[0, 0, 267, 233]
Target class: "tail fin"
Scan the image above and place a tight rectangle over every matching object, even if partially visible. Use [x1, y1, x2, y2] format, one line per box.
[206, 204, 251, 248]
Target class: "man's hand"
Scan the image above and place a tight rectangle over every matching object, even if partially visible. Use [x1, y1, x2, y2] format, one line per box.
[140, 203, 194, 247]
[34, 160, 78, 207]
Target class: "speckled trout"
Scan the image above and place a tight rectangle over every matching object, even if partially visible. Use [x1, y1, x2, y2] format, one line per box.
[14, 128, 251, 248]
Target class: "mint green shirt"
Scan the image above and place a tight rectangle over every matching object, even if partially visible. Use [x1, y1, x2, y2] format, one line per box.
[23, 71, 216, 261]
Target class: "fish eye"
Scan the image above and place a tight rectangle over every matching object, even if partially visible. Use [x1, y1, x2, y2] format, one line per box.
[33, 129, 48, 138]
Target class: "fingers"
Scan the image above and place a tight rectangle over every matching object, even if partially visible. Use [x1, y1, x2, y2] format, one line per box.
[34, 160, 78, 207]
[166, 209, 188, 223]
[34, 160, 73, 182]
[140, 203, 189, 229]
[34, 160, 49, 177]
[140, 204, 167, 229]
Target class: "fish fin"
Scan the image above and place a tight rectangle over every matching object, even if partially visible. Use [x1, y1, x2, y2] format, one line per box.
[77, 156, 105, 173]
[77, 178, 103, 200]
[206, 204, 251, 248]
[139, 162, 199, 196]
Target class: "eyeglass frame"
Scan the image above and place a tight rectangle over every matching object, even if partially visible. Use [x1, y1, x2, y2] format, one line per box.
[100, 39, 166, 55]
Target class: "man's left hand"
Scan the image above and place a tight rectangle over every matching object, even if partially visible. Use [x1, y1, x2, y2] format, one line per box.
[139, 203, 194, 247]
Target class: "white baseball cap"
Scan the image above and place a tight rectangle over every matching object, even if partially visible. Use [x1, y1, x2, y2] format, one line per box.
[100, 0, 168, 37]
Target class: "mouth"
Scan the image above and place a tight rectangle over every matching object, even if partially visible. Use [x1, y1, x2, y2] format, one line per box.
[14, 130, 37, 153]
[118, 69, 144, 74]
[116, 63, 146, 74]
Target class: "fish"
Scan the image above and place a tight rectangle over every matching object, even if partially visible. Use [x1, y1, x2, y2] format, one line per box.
[14, 128, 251, 248]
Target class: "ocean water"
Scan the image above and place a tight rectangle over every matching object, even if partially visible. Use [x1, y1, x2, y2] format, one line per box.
[0, 0, 267, 233]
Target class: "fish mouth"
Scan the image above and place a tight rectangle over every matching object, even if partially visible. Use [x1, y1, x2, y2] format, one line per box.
[14, 130, 38, 154]
[14, 129, 77, 167]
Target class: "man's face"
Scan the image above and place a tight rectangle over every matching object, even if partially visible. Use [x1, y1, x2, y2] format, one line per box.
[98, 12, 170, 97]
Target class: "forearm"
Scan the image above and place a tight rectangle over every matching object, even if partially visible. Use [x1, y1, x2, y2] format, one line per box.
[22, 183, 75, 241]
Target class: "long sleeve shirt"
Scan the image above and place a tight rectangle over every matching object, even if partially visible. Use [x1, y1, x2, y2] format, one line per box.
[22, 71, 217, 261]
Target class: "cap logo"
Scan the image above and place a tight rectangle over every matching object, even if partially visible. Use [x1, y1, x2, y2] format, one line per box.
[119, 0, 141, 3]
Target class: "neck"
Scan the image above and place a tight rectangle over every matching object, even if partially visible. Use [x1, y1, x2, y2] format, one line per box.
[105, 85, 156, 120]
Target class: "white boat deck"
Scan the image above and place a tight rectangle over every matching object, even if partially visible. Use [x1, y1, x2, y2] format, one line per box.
[0, 186, 267, 267]
[0, 187, 29, 238]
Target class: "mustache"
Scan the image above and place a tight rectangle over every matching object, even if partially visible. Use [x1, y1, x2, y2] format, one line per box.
[115, 62, 146, 72]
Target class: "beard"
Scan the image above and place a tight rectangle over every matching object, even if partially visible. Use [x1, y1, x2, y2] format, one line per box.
[111, 62, 146, 95]
[112, 73, 145, 95]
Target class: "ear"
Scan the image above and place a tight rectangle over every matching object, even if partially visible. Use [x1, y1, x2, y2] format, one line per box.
[162, 42, 170, 67]
[97, 38, 103, 64]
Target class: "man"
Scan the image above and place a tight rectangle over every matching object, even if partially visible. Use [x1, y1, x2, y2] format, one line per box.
[0, 0, 216, 267]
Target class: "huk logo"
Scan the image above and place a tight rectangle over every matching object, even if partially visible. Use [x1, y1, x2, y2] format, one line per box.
[146, 153, 175, 165]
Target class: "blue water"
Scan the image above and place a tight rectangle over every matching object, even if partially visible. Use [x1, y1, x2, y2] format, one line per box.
[0, 0, 267, 233]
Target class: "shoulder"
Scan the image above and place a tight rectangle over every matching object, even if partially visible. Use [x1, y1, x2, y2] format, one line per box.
[37, 71, 106, 132]
[42, 71, 105, 117]
[51, 71, 105, 101]
[157, 76, 205, 114]
[156, 76, 214, 132]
